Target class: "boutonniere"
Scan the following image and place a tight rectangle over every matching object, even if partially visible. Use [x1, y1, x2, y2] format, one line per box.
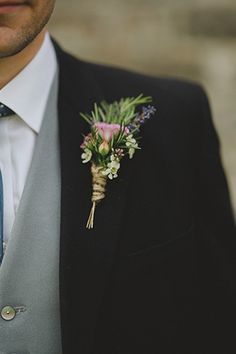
[80, 94, 156, 229]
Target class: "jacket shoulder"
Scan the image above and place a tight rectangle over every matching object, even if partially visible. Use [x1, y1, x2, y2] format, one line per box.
[57, 47, 207, 103]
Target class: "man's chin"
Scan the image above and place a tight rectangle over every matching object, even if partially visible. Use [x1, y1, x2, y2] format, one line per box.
[0, 28, 17, 57]
[0, 29, 27, 58]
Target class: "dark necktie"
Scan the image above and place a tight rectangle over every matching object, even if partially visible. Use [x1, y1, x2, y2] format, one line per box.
[0, 102, 15, 264]
[0, 102, 15, 118]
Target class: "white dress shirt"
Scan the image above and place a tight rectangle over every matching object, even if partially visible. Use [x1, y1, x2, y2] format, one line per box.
[0, 32, 57, 245]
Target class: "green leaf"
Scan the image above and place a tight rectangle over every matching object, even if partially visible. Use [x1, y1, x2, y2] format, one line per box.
[98, 107, 107, 122]
[80, 94, 154, 126]
[80, 112, 93, 124]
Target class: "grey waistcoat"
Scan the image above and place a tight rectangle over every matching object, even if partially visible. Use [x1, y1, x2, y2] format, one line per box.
[0, 72, 63, 354]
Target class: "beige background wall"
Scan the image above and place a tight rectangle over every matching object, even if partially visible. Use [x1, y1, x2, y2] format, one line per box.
[49, 0, 236, 212]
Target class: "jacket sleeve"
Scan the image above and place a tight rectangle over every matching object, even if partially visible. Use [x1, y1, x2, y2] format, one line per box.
[196, 86, 236, 350]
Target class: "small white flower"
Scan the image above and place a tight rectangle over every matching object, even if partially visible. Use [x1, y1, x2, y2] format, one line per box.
[110, 154, 116, 162]
[126, 134, 134, 140]
[81, 148, 92, 163]
[129, 147, 136, 159]
[125, 134, 139, 158]
[102, 158, 120, 179]
[125, 134, 137, 148]
[108, 173, 118, 180]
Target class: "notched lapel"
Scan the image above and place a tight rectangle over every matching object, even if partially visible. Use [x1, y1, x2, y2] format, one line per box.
[55, 43, 131, 354]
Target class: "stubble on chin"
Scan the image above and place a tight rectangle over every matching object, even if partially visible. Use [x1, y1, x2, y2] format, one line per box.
[0, 1, 54, 58]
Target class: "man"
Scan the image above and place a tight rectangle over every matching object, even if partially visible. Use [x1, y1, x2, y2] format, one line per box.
[0, 1, 235, 353]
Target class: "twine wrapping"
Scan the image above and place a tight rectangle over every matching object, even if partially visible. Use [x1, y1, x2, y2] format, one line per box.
[86, 164, 107, 229]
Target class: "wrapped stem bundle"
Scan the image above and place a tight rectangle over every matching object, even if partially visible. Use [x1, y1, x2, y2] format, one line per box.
[86, 164, 107, 229]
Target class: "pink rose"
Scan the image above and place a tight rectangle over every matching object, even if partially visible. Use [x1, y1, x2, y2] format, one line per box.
[94, 122, 129, 141]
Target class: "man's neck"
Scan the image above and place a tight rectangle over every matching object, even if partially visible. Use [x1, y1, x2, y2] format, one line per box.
[0, 29, 46, 90]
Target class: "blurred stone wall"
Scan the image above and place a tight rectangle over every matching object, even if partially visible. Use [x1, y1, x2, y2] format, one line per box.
[49, 0, 236, 212]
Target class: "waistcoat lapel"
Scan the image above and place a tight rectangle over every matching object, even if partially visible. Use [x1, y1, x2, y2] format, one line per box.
[0, 73, 62, 354]
[55, 45, 130, 354]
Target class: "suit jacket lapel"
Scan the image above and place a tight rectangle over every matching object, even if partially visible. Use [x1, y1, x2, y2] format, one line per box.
[54, 44, 130, 354]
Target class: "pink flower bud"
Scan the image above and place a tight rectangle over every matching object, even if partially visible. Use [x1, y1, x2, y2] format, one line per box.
[98, 140, 110, 156]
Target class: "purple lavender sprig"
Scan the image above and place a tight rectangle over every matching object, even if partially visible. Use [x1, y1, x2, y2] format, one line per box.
[127, 105, 156, 131]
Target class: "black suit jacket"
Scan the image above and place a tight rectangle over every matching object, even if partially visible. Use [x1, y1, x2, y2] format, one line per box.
[54, 42, 236, 354]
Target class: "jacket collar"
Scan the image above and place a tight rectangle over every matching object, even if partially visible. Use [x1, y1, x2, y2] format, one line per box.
[54, 42, 130, 354]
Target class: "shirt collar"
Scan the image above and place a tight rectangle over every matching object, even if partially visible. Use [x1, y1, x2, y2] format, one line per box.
[0, 32, 57, 134]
